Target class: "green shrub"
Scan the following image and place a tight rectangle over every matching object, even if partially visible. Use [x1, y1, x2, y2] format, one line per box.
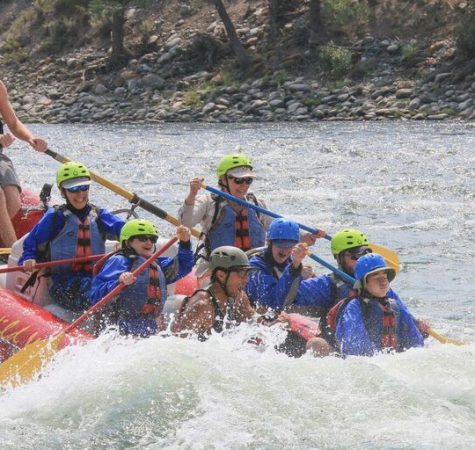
[220, 68, 238, 87]
[401, 43, 418, 61]
[323, 0, 368, 27]
[183, 90, 204, 108]
[274, 69, 288, 88]
[319, 42, 353, 79]
[0, 39, 29, 64]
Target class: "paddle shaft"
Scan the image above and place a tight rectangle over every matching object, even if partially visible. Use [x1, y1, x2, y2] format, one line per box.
[45, 149, 201, 239]
[203, 184, 400, 272]
[203, 184, 330, 239]
[0, 254, 107, 274]
[306, 252, 355, 285]
[62, 236, 178, 334]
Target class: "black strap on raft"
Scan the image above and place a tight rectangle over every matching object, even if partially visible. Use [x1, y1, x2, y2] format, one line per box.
[39, 183, 53, 209]
[20, 271, 39, 294]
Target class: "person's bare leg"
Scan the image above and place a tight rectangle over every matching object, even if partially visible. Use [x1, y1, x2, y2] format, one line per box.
[0, 186, 19, 246]
[306, 337, 332, 357]
[4, 185, 20, 218]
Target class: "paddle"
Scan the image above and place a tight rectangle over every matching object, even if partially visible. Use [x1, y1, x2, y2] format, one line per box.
[427, 329, 464, 346]
[45, 149, 201, 239]
[0, 254, 108, 274]
[0, 236, 178, 388]
[202, 183, 400, 271]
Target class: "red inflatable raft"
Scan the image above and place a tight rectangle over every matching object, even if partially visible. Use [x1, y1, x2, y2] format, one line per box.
[0, 187, 45, 248]
[0, 286, 94, 363]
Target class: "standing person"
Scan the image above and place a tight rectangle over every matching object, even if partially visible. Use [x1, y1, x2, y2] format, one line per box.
[0, 80, 48, 247]
[328, 253, 424, 356]
[246, 218, 307, 311]
[179, 154, 271, 277]
[19, 162, 125, 314]
[89, 219, 193, 337]
[171, 246, 256, 339]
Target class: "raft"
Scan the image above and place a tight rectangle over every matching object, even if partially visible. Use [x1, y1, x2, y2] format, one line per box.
[0, 189, 198, 364]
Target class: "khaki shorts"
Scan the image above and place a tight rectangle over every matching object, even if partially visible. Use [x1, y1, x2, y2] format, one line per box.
[0, 151, 21, 190]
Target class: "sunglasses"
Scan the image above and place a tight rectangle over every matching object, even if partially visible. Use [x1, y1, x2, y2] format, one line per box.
[66, 185, 90, 193]
[227, 175, 253, 185]
[345, 248, 372, 261]
[135, 235, 158, 244]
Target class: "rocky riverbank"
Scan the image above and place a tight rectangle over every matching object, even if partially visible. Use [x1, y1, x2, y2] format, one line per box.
[2, 5, 475, 123]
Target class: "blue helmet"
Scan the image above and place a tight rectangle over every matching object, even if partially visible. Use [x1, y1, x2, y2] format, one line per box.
[267, 218, 300, 247]
[353, 253, 396, 289]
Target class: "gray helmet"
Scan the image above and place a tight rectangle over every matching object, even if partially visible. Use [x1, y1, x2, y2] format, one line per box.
[209, 246, 254, 272]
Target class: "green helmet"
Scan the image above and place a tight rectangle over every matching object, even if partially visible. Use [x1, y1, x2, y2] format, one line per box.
[209, 246, 254, 272]
[56, 162, 91, 189]
[216, 154, 253, 178]
[331, 229, 369, 256]
[120, 219, 159, 245]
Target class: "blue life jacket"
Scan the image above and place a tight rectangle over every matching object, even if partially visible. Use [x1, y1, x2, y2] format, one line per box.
[335, 296, 424, 356]
[49, 207, 105, 275]
[115, 255, 168, 320]
[207, 202, 265, 251]
[114, 254, 168, 338]
[246, 249, 301, 310]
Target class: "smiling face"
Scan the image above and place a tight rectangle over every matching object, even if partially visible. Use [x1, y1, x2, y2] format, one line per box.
[222, 173, 254, 199]
[271, 243, 293, 264]
[364, 270, 391, 297]
[216, 268, 250, 297]
[63, 187, 90, 210]
[127, 236, 156, 257]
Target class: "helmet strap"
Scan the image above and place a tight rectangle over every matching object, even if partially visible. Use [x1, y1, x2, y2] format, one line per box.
[221, 176, 231, 193]
[64, 198, 89, 217]
[215, 268, 232, 297]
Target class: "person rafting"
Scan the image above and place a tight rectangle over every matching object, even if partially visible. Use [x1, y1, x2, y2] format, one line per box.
[171, 246, 256, 339]
[19, 162, 125, 314]
[245, 218, 307, 311]
[245, 218, 328, 357]
[178, 153, 271, 277]
[294, 228, 375, 317]
[319, 253, 425, 357]
[89, 219, 193, 337]
[0, 79, 48, 247]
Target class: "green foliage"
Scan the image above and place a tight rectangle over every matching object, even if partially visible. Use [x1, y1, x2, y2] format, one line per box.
[220, 68, 238, 87]
[323, 0, 368, 27]
[183, 90, 204, 108]
[303, 98, 321, 108]
[456, 14, 475, 57]
[25, 0, 91, 52]
[34, 0, 89, 15]
[401, 42, 418, 61]
[8, 7, 37, 37]
[439, 107, 455, 116]
[274, 69, 288, 88]
[332, 79, 346, 90]
[0, 39, 29, 64]
[319, 42, 353, 79]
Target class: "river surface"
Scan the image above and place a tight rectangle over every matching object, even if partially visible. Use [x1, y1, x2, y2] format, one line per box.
[1, 121, 474, 449]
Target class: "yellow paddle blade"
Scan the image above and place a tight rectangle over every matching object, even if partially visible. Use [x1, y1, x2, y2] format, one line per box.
[0, 333, 64, 388]
[368, 242, 400, 273]
[0, 248, 11, 255]
[428, 328, 465, 346]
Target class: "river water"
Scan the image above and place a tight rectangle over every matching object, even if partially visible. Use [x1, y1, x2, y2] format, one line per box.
[1, 121, 474, 449]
